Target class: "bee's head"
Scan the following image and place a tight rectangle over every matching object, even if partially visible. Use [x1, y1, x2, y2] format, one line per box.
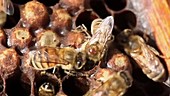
[116, 29, 132, 47]
[85, 43, 102, 62]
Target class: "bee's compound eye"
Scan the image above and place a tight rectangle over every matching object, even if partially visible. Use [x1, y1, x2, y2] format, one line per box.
[76, 59, 83, 69]
[75, 52, 85, 69]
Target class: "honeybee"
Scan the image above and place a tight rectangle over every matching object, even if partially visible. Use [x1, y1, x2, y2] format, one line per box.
[0, 0, 14, 26]
[29, 47, 86, 75]
[117, 29, 166, 82]
[38, 82, 55, 96]
[85, 70, 132, 96]
[83, 16, 114, 62]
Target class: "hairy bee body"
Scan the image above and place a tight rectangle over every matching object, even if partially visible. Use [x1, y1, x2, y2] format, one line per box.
[30, 47, 86, 73]
[117, 29, 166, 82]
[84, 16, 114, 62]
[58, 47, 77, 70]
[30, 47, 61, 70]
[127, 35, 166, 81]
[85, 71, 132, 96]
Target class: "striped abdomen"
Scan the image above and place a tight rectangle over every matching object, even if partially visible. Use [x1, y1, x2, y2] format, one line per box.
[31, 47, 60, 70]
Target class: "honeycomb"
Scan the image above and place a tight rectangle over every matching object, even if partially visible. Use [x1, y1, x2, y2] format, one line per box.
[0, 0, 169, 96]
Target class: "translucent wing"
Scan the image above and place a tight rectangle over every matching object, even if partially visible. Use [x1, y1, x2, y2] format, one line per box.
[89, 16, 114, 45]
[91, 18, 102, 35]
[2, 0, 14, 15]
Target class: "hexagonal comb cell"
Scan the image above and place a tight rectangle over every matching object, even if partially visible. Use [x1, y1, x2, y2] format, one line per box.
[36, 73, 61, 96]
[0, 0, 170, 96]
[104, 0, 127, 12]
[114, 10, 137, 31]
[62, 76, 90, 96]
[75, 10, 99, 30]
[89, 0, 110, 18]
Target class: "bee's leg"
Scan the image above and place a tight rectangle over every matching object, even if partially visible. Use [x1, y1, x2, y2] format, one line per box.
[64, 69, 75, 76]
[73, 24, 91, 39]
[81, 24, 92, 38]
[52, 66, 56, 74]
[0, 73, 6, 95]
[81, 24, 87, 32]
[147, 45, 170, 58]
[40, 71, 47, 75]
[103, 51, 109, 68]
[53, 67, 61, 78]
[64, 70, 76, 76]
[142, 33, 149, 42]
[101, 42, 112, 68]
[40, 67, 59, 77]
[75, 72, 88, 77]
[163, 76, 170, 88]
[64, 70, 87, 77]
[111, 35, 115, 41]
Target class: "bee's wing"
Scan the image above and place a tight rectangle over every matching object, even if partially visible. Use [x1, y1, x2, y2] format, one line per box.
[89, 16, 114, 45]
[163, 76, 170, 87]
[2, 0, 14, 15]
[147, 45, 169, 58]
[91, 18, 102, 35]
